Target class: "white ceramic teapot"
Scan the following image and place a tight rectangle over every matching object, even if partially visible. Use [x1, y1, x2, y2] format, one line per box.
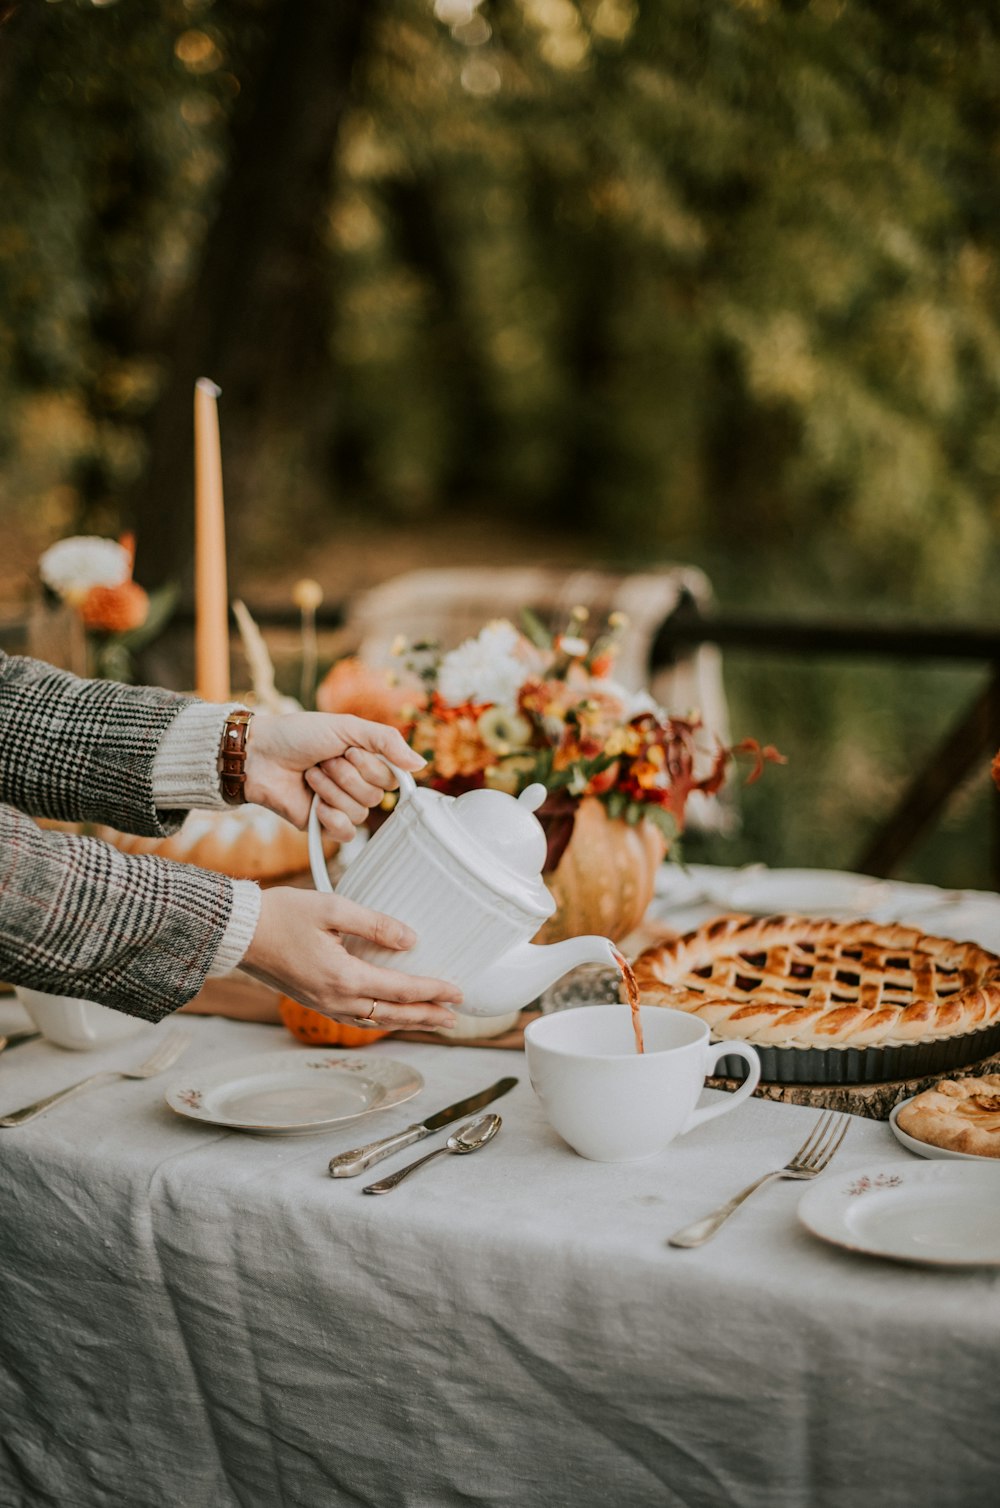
[307, 767, 617, 1016]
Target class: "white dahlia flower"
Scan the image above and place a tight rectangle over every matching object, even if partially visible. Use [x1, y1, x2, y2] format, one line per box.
[438, 620, 527, 707]
[39, 536, 131, 602]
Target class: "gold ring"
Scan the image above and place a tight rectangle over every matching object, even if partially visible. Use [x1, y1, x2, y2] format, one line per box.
[364, 999, 378, 1021]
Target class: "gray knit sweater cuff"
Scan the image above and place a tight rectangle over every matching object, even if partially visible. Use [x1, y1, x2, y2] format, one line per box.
[208, 878, 262, 976]
[151, 701, 244, 811]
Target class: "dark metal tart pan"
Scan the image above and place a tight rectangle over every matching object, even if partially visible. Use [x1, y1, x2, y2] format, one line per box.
[714, 1022, 1000, 1086]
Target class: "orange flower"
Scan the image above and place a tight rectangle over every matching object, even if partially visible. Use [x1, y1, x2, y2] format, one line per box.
[731, 738, 787, 784]
[553, 727, 604, 771]
[585, 760, 620, 796]
[79, 580, 149, 633]
[409, 710, 492, 779]
[574, 689, 629, 741]
[519, 678, 574, 721]
[428, 691, 491, 724]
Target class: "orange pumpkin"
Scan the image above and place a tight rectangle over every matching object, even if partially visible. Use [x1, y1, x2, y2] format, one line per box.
[316, 656, 424, 726]
[534, 796, 666, 946]
[278, 995, 392, 1047]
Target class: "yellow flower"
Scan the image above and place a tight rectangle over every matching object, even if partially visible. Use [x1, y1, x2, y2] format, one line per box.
[292, 578, 323, 612]
[604, 726, 642, 757]
[484, 754, 539, 793]
[477, 705, 532, 754]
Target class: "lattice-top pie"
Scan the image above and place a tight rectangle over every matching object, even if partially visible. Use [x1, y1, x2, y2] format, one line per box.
[630, 914, 1000, 1050]
[895, 1075, 1000, 1156]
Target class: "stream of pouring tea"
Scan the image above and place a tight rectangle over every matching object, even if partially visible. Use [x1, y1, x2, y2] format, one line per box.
[612, 947, 644, 1054]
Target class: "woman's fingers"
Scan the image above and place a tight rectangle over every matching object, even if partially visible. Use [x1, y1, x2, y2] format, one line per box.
[340, 716, 425, 772]
[349, 958, 463, 1007]
[241, 889, 462, 1031]
[305, 764, 371, 826]
[324, 895, 416, 952]
[311, 801, 357, 844]
[322, 999, 459, 1031]
[332, 950, 463, 1008]
[321, 904, 462, 1006]
[343, 745, 401, 792]
[311, 755, 386, 810]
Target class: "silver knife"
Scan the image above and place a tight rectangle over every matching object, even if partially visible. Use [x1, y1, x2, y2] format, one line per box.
[328, 1076, 518, 1177]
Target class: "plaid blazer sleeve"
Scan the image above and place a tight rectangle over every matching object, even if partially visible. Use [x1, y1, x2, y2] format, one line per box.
[0, 802, 235, 1018]
[0, 651, 197, 836]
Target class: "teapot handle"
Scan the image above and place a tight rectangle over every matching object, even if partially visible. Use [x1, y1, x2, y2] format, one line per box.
[307, 761, 416, 894]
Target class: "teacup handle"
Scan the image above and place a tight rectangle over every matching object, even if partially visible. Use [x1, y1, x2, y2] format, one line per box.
[307, 761, 415, 894]
[680, 1040, 761, 1136]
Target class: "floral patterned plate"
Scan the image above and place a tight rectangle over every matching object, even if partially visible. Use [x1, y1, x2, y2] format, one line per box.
[798, 1162, 1000, 1266]
[165, 1051, 423, 1134]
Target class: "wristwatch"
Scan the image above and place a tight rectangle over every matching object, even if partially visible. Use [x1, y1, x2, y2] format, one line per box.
[219, 709, 253, 805]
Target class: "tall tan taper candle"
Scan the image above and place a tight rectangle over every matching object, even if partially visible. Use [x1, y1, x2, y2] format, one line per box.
[194, 377, 231, 700]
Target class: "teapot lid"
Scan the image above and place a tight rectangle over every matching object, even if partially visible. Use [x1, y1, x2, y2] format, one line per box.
[419, 782, 555, 916]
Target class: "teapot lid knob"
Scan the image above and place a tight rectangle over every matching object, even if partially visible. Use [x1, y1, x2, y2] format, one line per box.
[518, 783, 547, 814]
[446, 785, 549, 883]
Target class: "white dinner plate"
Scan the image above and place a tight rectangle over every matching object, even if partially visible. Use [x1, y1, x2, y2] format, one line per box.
[720, 868, 892, 918]
[798, 1161, 1000, 1266]
[889, 1098, 1000, 1163]
[654, 864, 894, 918]
[165, 1051, 423, 1134]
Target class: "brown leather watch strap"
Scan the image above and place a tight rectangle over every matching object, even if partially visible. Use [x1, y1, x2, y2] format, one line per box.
[219, 709, 253, 805]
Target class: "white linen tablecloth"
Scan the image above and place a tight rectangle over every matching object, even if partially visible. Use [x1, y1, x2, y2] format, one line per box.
[2, 868, 1000, 1508]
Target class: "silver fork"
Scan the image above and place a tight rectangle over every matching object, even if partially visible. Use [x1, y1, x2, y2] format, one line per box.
[0, 1029, 192, 1127]
[667, 1110, 851, 1248]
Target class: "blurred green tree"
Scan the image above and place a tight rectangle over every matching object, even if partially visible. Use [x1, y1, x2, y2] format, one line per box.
[3, 0, 1000, 614]
[3, 0, 1000, 883]
[324, 0, 1000, 611]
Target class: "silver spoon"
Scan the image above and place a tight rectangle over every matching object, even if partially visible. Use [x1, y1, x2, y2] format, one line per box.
[362, 1113, 502, 1194]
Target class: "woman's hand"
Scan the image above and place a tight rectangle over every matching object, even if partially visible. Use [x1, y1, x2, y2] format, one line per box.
[241, 887, 462, 1031]
[243, 711, 423, 842]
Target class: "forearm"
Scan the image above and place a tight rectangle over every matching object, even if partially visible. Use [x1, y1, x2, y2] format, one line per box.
[0, 803, 249, 1018]
[0, 651, 197, 835]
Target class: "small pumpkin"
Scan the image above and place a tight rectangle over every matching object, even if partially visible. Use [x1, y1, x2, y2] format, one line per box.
[534, 796, 666, 946]
[278, 995, 392, 1047]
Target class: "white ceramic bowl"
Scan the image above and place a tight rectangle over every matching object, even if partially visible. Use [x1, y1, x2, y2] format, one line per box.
[15, 987, 147, 1050]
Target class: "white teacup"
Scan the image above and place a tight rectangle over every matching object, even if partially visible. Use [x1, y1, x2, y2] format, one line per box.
[15, 987, 146, 1051]
[524, 1004, 761, 1163]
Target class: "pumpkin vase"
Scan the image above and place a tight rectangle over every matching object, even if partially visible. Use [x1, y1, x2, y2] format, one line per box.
[534, 796, 666, 946]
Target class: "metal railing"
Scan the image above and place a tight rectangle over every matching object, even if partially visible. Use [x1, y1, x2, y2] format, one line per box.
[5, 594, 1000, 883]
[651, 592, 1000, 885]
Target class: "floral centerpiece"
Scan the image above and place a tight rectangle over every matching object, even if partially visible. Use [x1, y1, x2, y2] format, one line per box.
[319, 610, 782, 943]
[38, 533, 176, 682]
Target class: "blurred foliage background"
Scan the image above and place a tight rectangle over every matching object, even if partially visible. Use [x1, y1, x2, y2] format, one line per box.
[1, 0, 1000, 885]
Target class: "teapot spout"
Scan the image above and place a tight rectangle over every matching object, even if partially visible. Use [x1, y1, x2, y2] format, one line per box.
[463, 935, 619, 1017]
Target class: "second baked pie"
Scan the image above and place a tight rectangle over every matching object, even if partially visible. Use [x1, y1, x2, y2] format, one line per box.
[895, 1075, 1000, 1158]
[631, 913, 1000, 1083]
